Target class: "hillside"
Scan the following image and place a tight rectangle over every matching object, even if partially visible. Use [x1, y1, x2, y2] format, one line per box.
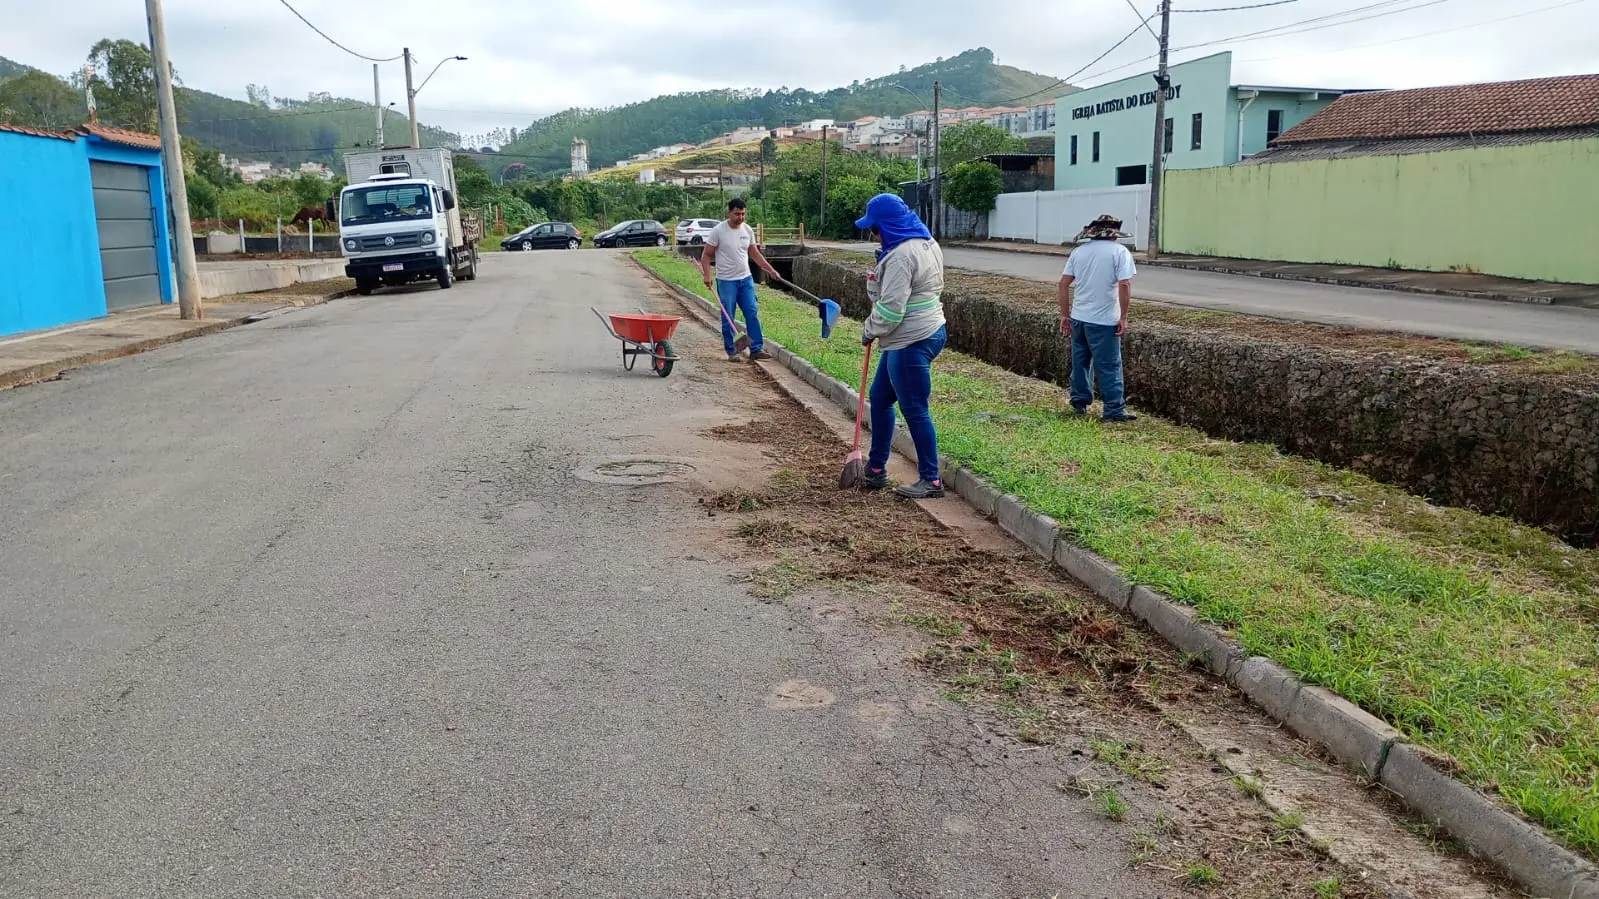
[0, 55, 32, 81]
[0, 53, 456, 167]
[496, 48, 1072, 177]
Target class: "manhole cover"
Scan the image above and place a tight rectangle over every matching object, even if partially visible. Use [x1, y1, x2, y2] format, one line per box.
[575, 457, 698, 486]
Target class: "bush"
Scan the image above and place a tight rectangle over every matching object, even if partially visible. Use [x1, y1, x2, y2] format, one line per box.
[945, 161, 1004, 215]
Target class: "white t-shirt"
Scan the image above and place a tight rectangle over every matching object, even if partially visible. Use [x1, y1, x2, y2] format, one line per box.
[706, 221, 754, 281]
[1063, 240, 1136, 326]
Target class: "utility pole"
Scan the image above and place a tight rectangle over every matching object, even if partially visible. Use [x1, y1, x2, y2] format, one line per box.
[373, 63, 384, 148]
[931, 80, 942, 239]
[144, 0, 202, 320]
[404, 48, 420, 148]
[1147, 0, 1172, 258]
[819, 124, 829, 229]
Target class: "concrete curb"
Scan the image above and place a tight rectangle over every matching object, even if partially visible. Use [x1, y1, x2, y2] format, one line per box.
[0, 290, 354, 393]
[632, 257, 1599, 899]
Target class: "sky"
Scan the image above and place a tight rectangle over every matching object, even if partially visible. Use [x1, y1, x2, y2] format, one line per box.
[2, 0, 1594, 141]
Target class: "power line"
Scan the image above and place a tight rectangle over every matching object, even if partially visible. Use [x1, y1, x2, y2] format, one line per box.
[1071, 0, 1453, 84]
[1123, 0, 1162, 41]
[1176, 0, 1303, 11]
[274, 0, 402, 63]
[1238, 0, 1590, 61]
[957, 16, 1159, 109]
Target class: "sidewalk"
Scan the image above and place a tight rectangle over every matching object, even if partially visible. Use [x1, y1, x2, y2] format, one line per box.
[945, 240, 1599, 308]
[0, 280, 352, 391]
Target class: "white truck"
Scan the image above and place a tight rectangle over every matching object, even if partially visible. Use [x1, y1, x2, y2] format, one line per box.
[334, 148, 481, 293]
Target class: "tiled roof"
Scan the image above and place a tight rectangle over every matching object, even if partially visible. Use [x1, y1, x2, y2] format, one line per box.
[1277, 74, 1599, 143]
[0, 123, 76, 141]
[77, 123, 162, 149]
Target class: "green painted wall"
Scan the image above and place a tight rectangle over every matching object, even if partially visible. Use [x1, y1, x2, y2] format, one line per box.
[1162, 136, 1599, 285]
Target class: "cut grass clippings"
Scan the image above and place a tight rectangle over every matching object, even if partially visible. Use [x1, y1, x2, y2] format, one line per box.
[634, 249, 1599, 860]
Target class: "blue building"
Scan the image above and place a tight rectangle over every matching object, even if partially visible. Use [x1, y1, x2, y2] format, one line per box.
[1053, 52, 1359, 191]
[0, 123, 176, 337]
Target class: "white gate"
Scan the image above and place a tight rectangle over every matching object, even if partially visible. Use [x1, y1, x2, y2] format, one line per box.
[989, 185, 1152, 250]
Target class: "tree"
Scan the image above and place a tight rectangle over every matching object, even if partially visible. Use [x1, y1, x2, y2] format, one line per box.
[0, 71, 84, 130]
[944, 160, 1004, 215]
[84, 39, 160, 131]
[938, 122, 1026, 168]
[245, 83, 272, 108]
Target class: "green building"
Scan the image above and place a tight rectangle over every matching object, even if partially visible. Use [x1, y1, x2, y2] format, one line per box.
[1053, 51, 1356, 191]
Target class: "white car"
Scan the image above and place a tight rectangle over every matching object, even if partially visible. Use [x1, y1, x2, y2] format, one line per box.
[675, 218, 721, 245]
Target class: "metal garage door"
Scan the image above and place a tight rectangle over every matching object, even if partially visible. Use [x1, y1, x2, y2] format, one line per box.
[91, 161, 162, 311]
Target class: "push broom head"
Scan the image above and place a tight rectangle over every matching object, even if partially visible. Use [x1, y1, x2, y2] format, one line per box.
[838, 450, 865, 489]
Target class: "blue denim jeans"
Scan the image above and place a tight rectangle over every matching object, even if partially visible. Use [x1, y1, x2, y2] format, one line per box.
[1070, 320, 1127, 418]
[715, 276, 763, 354]
[868, 326, 948, 483]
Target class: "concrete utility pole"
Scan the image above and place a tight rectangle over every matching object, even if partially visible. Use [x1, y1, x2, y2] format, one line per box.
[1147, 0, 1172, 258]
[373, 63, 384, 148]
[931, 80, 942, 239]
[819, 124, 829, 228]
[145, 0, 203, 320]
[403, 49, 419, 148]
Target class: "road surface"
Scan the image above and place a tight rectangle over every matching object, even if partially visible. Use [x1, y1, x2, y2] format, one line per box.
[0, 250, 1167, 897]
[824, 241, 1599, 354]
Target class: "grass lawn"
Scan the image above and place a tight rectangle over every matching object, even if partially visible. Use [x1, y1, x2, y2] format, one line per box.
[635, 248, 1599, 860]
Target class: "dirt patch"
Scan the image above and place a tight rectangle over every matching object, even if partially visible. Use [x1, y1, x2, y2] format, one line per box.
[670, 368, 1517, 898]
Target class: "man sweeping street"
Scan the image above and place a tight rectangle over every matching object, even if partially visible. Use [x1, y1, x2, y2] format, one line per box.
[1058, 214, 1138, 422]
[700, 198, 781, 362]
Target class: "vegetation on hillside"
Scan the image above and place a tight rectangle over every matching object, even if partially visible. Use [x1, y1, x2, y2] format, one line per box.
[0, 47, 456, 167]
[496, 48, 1068, 178]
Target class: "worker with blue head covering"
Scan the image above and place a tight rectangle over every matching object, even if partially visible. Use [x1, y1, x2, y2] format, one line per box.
[855, 193, 948, 500]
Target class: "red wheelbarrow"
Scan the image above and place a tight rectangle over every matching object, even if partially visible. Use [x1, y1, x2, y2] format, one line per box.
[591, 307, 682, 378]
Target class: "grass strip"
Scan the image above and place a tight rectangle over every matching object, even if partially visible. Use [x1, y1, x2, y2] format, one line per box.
[636, 249, 1599, 858]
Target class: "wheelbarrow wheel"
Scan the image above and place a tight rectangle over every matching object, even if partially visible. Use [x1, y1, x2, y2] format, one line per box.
[652, 340, 675, 378]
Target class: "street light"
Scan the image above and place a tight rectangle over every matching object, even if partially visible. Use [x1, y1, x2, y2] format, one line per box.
[403, 51, 467, 148]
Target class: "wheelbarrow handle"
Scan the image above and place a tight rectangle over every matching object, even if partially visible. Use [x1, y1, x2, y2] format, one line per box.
[590, 306, 622, 340]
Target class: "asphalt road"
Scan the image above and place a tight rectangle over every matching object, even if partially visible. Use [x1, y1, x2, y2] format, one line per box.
[824, 241, 1599, 354]
[0, 250, 1163, 897]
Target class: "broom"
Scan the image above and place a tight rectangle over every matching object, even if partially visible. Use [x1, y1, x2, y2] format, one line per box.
[839, 342, 875, 489]
[768, 273, 842, 338]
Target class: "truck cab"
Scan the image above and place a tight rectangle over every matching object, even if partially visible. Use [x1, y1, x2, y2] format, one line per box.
[336, 149, 480, 294]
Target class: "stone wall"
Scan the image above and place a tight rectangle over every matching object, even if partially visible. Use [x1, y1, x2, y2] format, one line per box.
[792, 253, 1599, 544]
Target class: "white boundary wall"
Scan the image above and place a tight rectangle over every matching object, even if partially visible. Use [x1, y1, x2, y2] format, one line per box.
[989, 185, 1152, 250]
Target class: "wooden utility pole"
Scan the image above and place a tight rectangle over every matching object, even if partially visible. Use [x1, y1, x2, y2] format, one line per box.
[931, 80, 942, 239]
[404, 48, 420, 148]
[145, 0, 203, 320]
[1146, 0, 1172, 258]
[819, 124, 829, 228]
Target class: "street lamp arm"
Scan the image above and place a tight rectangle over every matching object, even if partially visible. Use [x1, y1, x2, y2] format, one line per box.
[413, 55, 468, 97]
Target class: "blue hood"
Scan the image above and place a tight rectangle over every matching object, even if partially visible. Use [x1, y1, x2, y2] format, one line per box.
[855, 193, 931, 258]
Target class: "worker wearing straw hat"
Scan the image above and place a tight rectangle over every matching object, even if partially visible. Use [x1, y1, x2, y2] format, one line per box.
[1058, 214, 1138, 422]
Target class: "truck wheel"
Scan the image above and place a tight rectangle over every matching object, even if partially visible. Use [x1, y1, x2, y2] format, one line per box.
[438, 266, 454, 290]
[461, 247, 478, 281]
[356, 279, 377, 296]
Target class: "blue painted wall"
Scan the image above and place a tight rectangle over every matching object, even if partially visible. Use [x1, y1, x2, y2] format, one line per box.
[0, 131, 107, 336]
[85, 139, 174, 304]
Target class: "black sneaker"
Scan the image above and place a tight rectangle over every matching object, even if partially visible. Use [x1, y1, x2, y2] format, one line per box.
[748, 349, 774, 362]
[894, 479, 945, 500]
[863, 468, 889, 490]
[1102, 412, 1139, 423]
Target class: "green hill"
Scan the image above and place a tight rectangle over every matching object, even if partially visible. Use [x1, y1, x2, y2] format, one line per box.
[496, 48, 1072, 177]
[0, 55, 33, 81]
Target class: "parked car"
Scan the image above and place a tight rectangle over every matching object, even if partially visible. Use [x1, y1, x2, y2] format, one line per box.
[593, 220, 669, 248]
[501, 221, 582, 251]
[675, 218, 721, 245]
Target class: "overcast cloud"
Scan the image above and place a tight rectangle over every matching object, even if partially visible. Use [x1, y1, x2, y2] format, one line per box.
[3, 0, 1594, 139]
